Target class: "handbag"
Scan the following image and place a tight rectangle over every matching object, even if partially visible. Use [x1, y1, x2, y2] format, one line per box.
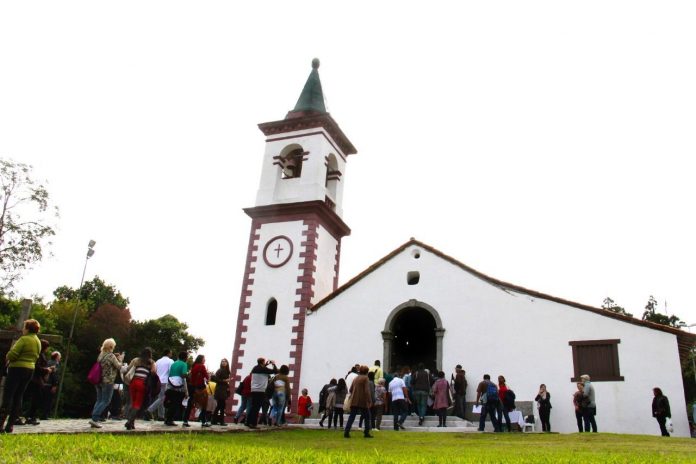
[87, 361, 102, 385]
[122, 363, 136, 385]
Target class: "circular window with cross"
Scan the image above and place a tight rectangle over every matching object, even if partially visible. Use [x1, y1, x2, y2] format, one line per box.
[262, 235, 294, 268]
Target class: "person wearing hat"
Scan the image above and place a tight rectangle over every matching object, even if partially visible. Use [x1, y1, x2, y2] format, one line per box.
[451, 365, 467, 419]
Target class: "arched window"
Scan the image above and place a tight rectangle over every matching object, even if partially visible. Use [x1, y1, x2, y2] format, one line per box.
[265, 298, 278, 326]
[325, 154, 340, 199]
[281, 148, 305, 179]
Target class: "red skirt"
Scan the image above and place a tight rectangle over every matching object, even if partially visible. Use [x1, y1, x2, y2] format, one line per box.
[129, 377, 147, 410]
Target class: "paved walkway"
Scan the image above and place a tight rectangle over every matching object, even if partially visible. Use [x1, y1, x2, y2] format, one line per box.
[4, 415, 495, 435]
[5, 419, 264, 435]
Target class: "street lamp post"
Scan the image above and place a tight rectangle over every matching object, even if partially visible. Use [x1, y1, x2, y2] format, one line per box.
[53, 240, 96, 417]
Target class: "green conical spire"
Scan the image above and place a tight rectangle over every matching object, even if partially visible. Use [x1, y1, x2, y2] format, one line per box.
[292, 58, 326, 114]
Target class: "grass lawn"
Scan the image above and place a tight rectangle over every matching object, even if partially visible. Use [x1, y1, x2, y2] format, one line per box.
[1, 429, 693, 463]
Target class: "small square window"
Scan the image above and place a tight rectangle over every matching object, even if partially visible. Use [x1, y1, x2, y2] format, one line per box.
[407, 271, 420, 285]
[569, 339, 624, 382]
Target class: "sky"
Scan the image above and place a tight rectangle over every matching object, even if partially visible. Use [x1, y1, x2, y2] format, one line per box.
[1, 1, 695, 365]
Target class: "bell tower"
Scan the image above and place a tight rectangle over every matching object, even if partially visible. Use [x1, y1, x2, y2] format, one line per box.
[230, 59, 357, 411]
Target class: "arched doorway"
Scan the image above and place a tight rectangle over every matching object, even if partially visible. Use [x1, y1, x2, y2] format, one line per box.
[382, 300, 445, 374]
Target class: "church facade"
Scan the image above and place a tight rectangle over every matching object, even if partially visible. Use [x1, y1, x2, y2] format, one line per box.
[230, 60, 695, 436]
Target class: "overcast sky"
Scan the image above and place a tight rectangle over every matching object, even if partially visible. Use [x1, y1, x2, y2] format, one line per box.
[1, 2, 695, 365]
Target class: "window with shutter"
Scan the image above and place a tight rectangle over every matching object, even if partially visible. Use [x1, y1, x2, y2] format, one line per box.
[569, 339, 624, 382]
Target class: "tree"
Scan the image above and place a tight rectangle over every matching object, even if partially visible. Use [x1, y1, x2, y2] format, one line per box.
[82, 303, 132, 353]
[601, 297, 633, 318]
[53, 276, 129, 315]
[131, 314, 204, 358]
[0, 159, 58, 294]
[641, 295, 684, 328]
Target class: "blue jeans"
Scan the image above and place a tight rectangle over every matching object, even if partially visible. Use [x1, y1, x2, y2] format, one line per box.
[235, 396, 250, 420]
[414, 391, 429, 418]
[92, 383, 115, 421]
[271, 391, 286, 425]
[147, 382, 167, 418]
[478, 400, 501, 432]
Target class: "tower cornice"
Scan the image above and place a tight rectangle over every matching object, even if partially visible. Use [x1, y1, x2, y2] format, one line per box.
[258, 113, 357, 157]
[244, 200, 351, 240]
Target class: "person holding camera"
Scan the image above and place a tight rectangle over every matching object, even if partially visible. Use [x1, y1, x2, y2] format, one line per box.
[247, 357, 277, 428]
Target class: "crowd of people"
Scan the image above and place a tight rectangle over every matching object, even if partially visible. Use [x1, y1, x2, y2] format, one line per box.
[0, 324, 679, 438]
[0, 325, 233, 432]
[85, 342, 233, 430]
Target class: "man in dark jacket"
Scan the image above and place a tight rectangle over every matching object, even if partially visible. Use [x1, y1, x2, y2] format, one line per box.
[247, 357, 277, 428]
[452, 365, 467, 419]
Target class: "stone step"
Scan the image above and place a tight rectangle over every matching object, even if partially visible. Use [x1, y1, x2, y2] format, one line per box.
[291, 423, 482, 433]
[303, 415, 475, 428]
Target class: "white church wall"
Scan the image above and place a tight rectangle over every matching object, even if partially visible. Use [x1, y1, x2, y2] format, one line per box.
[236, 220, 307, 379]
[313, 225, 339, 303]
[301, 244, 690, 436]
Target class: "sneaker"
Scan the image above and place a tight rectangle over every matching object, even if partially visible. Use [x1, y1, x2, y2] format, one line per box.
[89, 420, 103, 429]
[364, 434, 374, 438]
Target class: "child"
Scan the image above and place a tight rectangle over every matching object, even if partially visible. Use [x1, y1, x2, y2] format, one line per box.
[297, 388, 313, 424]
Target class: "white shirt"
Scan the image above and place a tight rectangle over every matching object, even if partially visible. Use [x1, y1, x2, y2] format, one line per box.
[389, 377, 406, 401]
[155, 356, 174, 384]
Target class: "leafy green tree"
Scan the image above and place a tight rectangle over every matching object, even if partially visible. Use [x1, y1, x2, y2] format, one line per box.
[53, 276, 129, 315]
[130, 314, 204, 358]
[641, 295, 684, 328]
[0, 159, 59, 294]
[0, 295, 21, 329]
[601, 297, 633, 318]
[0, 295, 57, 335]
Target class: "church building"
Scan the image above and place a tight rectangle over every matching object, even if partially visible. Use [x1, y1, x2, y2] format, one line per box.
[230, 59, 695, 436]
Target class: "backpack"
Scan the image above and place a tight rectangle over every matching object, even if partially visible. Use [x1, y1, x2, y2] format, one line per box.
[486, 382, 499, 402]
[325, 389, 337, 410]
[504, 389, 516, 409]
[87, 361, 102, 385]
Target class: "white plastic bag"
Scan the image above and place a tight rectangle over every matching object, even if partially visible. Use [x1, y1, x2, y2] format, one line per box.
[666, 418, 674, 433]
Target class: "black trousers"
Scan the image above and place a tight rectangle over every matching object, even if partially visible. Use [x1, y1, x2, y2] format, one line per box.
[582, 406, 597, 432]
[248, 392, 266, 426]
[655, 415, 670, 437]
[538, 406, 551, 432]
[575, 409, 584, 432]
[212, 398, 226, 424]
[164, 389, 185, 423]
[1, 367, 33, 429]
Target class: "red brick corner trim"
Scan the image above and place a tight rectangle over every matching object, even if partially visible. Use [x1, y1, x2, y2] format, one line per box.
[227, 220, 260, 413]
[287, 219, 318, 413]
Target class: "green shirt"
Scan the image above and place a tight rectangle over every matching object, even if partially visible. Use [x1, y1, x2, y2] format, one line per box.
[6, 334, 41, 369]
[169, 360, 188, 378]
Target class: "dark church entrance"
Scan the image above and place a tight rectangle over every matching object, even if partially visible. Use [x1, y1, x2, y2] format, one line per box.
[390, 306, 437, 372]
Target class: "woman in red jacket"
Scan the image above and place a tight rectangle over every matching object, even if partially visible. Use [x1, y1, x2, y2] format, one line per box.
[184, 355, 210, 427]
[498, 375, 512, 432]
